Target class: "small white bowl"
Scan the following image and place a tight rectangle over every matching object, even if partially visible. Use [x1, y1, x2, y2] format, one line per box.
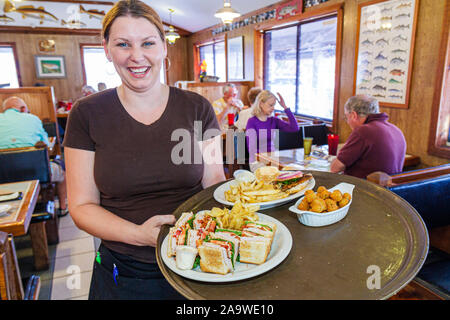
[289, 183, 355, 227]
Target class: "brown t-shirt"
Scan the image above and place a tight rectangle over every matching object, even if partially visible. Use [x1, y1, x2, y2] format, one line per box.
[63, 86, 220, 263]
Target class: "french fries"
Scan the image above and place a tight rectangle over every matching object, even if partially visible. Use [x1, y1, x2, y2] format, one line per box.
[206, 201, 259, 230]
[224, 180, 289, 204]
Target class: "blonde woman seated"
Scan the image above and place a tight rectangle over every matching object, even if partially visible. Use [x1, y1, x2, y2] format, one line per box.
[245, 90, 299, 171]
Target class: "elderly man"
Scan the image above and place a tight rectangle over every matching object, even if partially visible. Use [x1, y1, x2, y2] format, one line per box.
[212, 83, 244, 131]
[0, 96, 68, 216]
[330, 95, 406, 179]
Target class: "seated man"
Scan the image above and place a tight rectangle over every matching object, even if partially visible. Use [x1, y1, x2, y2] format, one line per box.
[330, 95, 406, 179]
[235, 87, 262, 131]
[0, 96, 68, 216]
[212, 83, 244, 131]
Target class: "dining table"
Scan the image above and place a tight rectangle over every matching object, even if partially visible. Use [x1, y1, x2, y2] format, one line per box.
[0, 180, 40, 300]
[156, 171, 429, 300]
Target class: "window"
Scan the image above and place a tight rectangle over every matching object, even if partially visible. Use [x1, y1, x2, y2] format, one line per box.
[198, 41, 226, 81]
[264, 16, 338, 120]
[0, 44, 20, 88]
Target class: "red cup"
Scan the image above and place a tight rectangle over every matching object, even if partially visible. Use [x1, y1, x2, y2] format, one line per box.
[66, 102, 73, 111]
[227, 113, 234, 126]
[327, 134, 339, 156]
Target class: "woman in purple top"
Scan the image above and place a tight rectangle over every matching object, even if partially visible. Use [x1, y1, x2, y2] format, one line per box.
[245, 90, 299, 163]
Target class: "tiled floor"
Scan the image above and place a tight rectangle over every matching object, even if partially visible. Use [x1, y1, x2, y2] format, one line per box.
[16, 214, 97, 300]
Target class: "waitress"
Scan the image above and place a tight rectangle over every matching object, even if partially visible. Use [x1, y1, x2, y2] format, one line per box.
[64, 0, 225, 299]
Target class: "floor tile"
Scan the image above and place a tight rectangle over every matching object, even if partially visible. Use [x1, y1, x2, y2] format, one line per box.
[55, 237, 95, 259]
[50, 271, 92, 300]
[53, 251, 95, 279]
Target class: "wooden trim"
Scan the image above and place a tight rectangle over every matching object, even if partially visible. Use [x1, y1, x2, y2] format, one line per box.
[186, 81, 253, 88]
[28, 0, 114, 4]
[331, 6, 344, 135]
[253, 29, 264, 88]
[428, 0, 450, 159]
[224, 34, 229, 81]
[353, 0, 420, 109]
[0, 42, 22, 87]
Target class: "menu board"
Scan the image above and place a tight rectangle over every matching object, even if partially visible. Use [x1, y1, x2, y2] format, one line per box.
[354, 0, 419, 108]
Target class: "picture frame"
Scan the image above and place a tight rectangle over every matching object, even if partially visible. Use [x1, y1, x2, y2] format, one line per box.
[227, 36, 244, 80]
[34, 55, 66, 78]
[353, 0, 419, 109]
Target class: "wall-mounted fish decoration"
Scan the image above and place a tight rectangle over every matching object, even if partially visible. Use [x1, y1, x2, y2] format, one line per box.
[389, 95, 403, 99]
[381, 7, 392, 14]
[376, 38, 389, 47]
[362, 29, 375, 35]
[62, 19, 86, 28]
[391, 57, 406, 64]
[389, 78, 402, 84]
[373, 94, 386, 98]
[373, 85, 386, 91]
[374, 65, 387, 72]
[394, 24, 410, 30]
[375, 52, 388, 60]
[360, 51, 372, 57]
[361, 69, 372, 77]
[396, 3, 412, 9]
[0, 14, 14, 23]
[359, 86, 370, 90]
[380, 16, 392, 21]
[3, 0, 58, 24]
[360, 59, 371, 66]
[376, 26, 391, 33]
[361, 39, 373, 46]
[390, 69, 405, 76]
[79, 5, 105, 20]
[392, 35, 408, 44]
[388, 88, 403, 93]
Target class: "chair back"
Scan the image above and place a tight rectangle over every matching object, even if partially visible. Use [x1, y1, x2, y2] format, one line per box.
[0, 147, 51, 184]
[303, 124, 329, 146]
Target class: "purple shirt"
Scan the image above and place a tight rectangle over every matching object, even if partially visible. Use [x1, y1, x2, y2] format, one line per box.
[337, 113, 406, 179]
[246, 109, 299, 162]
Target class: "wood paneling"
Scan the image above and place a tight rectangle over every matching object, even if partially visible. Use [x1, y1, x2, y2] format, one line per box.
[0, 32, 102, 101]
[187, 0, 449, 167]
[184, 81, 254, 106]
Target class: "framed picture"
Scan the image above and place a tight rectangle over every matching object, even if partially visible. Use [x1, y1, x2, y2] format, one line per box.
[34, 55, 66, 78]
[227, 36, 244, 80]
[353, 0, 419, 109]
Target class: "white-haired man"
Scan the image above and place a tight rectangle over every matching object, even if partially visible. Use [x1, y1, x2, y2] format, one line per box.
[330, 95, 406, 179]
[0, 96, 68, 216]
[212, 83, 244, 131]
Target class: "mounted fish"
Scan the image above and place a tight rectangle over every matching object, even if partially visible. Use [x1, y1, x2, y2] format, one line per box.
[4, 0, 58, 24]
[0, 14, 14, 23]
[79, 5, 105, 20]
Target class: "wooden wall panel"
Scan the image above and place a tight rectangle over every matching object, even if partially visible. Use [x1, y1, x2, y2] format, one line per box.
[184, 81, 254, 106]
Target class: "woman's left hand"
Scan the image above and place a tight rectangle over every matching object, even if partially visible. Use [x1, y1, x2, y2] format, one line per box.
[277, 93, 288, 110]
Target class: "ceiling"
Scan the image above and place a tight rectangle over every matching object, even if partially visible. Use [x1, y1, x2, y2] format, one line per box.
[0, 0, 281, 33]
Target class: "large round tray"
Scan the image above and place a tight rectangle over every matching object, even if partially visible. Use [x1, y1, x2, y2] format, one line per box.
[156, 171, 429, 300]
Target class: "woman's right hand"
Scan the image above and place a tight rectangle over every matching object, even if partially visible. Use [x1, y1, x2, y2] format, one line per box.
[136, 214, 176, 247]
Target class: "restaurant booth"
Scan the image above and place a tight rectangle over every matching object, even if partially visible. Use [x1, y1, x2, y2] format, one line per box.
[0, 0, 449, 301]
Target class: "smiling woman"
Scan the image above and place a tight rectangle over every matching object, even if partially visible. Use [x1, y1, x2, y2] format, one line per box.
[63, 0, 225, 300]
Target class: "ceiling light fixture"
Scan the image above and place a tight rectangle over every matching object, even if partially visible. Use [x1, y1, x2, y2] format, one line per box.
[165, 9, 180, 45]
[214, 0, 241, 25]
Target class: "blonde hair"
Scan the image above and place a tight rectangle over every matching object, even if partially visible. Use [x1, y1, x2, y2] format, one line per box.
[102, 0, 165, 43]
[252, 90, 276, 117]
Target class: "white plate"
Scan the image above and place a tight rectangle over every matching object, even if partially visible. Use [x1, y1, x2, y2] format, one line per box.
[0, 204, 12, 217]
[213, 178, 315, 210]
[161, 213, 292, 283]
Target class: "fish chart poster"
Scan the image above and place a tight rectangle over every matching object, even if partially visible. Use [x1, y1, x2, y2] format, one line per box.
[354, 0, 419, 108]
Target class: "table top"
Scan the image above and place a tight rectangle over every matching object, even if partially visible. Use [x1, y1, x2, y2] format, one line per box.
[156, 171, 429, 300]
[0, 180, 40, 236]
